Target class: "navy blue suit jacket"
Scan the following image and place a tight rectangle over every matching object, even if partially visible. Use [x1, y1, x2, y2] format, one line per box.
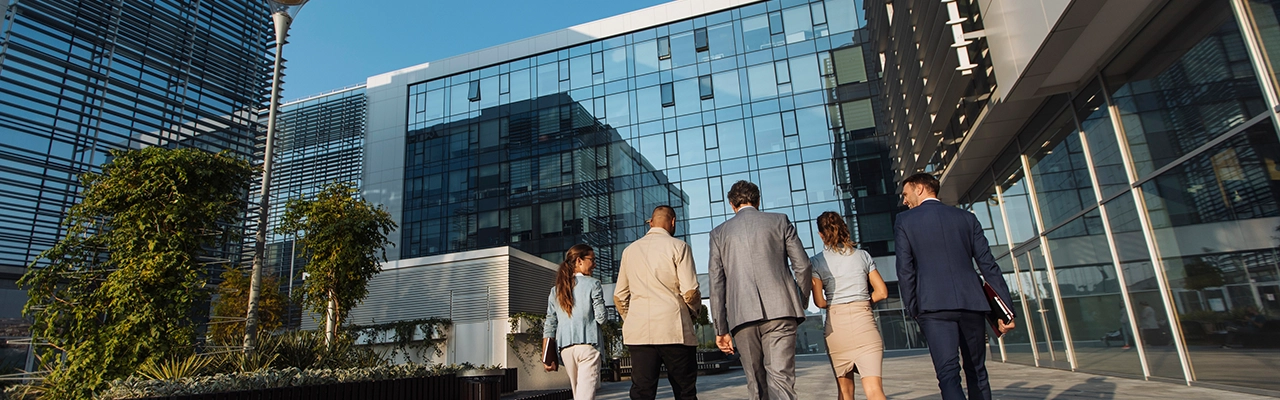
[894, 199, 1013, 319]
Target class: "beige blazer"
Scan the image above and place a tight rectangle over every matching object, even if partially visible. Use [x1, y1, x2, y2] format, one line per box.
[614, 227, 701, 346]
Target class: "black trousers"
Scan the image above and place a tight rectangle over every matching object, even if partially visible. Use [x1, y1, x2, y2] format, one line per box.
[627, 344, 698, 400]
[917, 311, 990, 400]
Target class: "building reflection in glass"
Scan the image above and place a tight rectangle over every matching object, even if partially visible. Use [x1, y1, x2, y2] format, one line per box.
[402, 94, 688, 283]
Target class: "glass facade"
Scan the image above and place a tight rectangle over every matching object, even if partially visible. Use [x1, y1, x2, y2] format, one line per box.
[259, 86, 368, 326]
[397, 0, 895, 294]
[0, 0, 271, 369]
[949, 1, 1280, 391]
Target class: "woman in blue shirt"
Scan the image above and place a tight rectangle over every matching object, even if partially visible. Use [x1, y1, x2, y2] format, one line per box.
[810, 212, 889, 400]
[542, 243, 605, 400]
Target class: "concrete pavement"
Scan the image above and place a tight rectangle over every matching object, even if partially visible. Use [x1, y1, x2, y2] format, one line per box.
[594, 350, 1277, 399]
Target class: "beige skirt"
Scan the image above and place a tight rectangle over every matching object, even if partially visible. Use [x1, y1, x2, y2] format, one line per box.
[824, 300, 883, 377]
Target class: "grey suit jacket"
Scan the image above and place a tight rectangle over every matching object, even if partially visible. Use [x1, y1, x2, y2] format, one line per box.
[708, 207, 813, 336]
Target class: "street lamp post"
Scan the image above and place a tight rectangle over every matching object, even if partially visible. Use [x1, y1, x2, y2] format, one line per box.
[245, 0, 310, 354]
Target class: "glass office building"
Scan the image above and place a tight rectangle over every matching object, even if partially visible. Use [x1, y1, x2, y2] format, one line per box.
[366, 0, 894, 282]
[874, 0, 1280, 392]
[0, 0, 271, 368]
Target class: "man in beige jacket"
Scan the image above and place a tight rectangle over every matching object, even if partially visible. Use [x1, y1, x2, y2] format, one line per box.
[614, 205, 701, 400]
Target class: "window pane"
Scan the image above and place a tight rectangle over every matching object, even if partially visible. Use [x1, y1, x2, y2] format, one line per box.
[811, 2, 827, 25]
[1027, 112, 1095, 228]
[743, 15, 772, 52]
[671, 31, 696, 67]
[825, 0, 859, 34]
[699, 76, 714, 99]
[1076, 83, 1127, 198]
[540, 202, 562, 235]
[712, 70, 741, 107]
[782, 5, 813, 44]
[775, 60, 791, 84]
[679, 127, 706, 165]
[747, 63, 778, 100]
[718, 119, 748, 159]
[604, 47, 628, 82]
[537, 63, 559, 96]
[1110, 17, 1266, 178]
[661, 83, 675, 107]
[768, 12, 784, 35]
[510, 69, 531, 102]
[1046, 209, 1144, 376]
[635, 41, 660, 76]
[425, 89, 445, 120]
[708, 22, 736, 61]
[675, 78, 701, 115]
[637, 85, 663, 122]
[480, 76, 498, 109]
[796, 106, 831, 147]
[790, 54, 822, 93]
[759, 166, 792, 208]
[607, 92, 631, 125]
[450, 83, 470, 115]
[1001, 172, 1039, 246]
[570, 55, 592, 89]
[754, 113, 784, 153]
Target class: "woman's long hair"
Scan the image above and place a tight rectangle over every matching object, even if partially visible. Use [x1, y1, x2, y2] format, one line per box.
[555, 244, 594, 317]
[816, 212, 857, 255]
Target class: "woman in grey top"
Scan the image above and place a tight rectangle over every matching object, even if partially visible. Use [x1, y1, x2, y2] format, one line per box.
[542, 244, 605, 400]
[810, 212, 888, 400]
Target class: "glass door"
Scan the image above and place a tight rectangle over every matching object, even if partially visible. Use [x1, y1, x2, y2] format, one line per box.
[998, 254, 1038, 366]
[1016, 245, 1071, 369]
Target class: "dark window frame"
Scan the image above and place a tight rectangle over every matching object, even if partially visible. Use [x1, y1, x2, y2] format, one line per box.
[694, 28, 709, 52]
[698, 75, 714, 100]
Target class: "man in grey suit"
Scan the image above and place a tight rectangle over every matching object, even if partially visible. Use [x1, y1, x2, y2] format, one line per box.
[708, 180, 813, 400]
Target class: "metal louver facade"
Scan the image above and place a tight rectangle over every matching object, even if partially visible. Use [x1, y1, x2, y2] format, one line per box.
[0, 0, 271, 322]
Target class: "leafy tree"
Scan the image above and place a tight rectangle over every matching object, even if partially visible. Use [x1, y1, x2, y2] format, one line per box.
[276, 182, 396, 346]
[18, 147, 253, 398]
[210, 266, 286, 346]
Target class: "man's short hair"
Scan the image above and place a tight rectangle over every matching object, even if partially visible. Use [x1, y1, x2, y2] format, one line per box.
[903, 173, 939, 196]
[646, 205, 676, 224]
[727, 180, 761, 207]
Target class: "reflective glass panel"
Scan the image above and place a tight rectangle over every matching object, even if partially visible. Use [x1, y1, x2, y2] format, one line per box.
[1140, 119, 1280, 390]
[1028, 113, 1096, 229]
[1075, 83, 1128, 198]
[1001, 171, 1039, 246]
[1047, 209, 1144, 375]
[1109, 18, 1267, 179]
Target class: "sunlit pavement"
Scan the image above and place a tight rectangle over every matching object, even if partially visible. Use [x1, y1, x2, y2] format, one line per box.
[593, 350, 1277, 399]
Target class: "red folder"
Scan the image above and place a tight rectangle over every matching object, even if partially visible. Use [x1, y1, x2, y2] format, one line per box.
[984, 281, 1016, 338]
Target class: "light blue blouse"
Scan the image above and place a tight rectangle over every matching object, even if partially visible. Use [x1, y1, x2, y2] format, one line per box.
[543, 274, 605, 349]
[810, 249, 877, 305]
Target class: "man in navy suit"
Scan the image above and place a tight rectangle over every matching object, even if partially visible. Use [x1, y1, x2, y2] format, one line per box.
[895, 173, 1015, 400]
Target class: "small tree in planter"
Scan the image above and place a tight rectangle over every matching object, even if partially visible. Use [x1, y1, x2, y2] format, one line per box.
[276, 182, 397, 347]
[210, 266, 286, 346]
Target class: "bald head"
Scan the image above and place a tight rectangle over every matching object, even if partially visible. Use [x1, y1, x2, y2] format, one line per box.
[649, 205, 677, 235]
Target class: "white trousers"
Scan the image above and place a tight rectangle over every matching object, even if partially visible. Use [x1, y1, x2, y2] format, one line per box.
[560, 344, 601, 400]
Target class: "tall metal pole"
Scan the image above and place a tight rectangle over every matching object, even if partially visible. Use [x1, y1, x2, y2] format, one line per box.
[244, 8, 295, 354]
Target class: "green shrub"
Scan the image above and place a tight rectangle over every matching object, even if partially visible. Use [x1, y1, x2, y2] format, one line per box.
[137, 354, 214, 381]
[97, 363, 481, 399]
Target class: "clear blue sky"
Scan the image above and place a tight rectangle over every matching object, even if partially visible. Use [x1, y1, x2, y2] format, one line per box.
[280, 0, 669, 102]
